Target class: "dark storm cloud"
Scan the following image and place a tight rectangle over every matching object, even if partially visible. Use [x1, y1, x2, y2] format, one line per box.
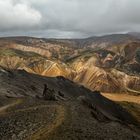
[0, 0, 140, 38]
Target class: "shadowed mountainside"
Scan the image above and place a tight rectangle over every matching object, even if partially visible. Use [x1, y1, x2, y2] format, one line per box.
[0, 67, 139, 139]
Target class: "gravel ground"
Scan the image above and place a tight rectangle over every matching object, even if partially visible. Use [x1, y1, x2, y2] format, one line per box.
[0, 98, 140, 140]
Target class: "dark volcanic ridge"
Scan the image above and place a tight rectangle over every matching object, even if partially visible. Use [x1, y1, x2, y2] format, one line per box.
[0, 67, 139, 140]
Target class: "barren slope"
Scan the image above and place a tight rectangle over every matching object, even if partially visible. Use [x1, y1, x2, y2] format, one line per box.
[0, 35, 140, 93]
[0, 68, 139, 139]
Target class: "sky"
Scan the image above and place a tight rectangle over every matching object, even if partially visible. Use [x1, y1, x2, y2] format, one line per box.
[0, 0, 140, 38]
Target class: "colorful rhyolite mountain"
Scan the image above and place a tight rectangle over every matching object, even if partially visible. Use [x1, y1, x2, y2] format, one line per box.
[0, 33, 140, 93]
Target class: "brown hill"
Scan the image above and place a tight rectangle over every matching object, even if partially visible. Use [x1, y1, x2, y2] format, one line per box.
[74, 65, 140, 93]
[0, 34, 140, 93]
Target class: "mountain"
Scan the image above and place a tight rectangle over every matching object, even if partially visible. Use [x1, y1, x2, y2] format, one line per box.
[78, 33, 139, 49]
[0, 67, 139, 139]
[0, 34, 140, 139]
[0, 33, 140, 93]
[128, 32, 140, 39]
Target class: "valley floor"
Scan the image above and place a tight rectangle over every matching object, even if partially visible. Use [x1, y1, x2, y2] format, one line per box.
[102, 93, 140, 104]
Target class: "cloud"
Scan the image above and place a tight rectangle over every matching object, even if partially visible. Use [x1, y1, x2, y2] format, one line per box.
[0, 0, 140, 38]
[0, 0, 41, 32]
